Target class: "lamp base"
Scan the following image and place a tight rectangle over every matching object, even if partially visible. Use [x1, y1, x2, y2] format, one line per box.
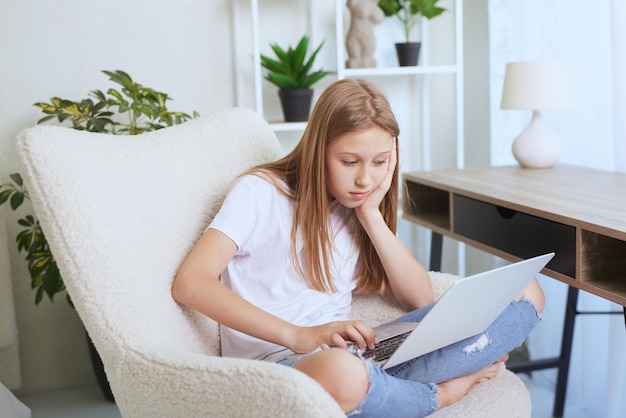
[512, 110, 562, 168]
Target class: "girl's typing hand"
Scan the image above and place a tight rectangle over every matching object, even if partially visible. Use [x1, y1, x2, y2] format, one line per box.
[289, 320, 378, 354]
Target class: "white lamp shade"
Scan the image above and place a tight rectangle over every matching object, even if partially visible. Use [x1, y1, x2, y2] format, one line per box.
[500, 61, 572, 110]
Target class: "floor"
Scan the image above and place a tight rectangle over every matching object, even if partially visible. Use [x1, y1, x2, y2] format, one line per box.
[17, 376, 590, 418]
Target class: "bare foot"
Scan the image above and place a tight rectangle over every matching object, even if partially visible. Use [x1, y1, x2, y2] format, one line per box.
[477, 353, 509, 383]
[436, 355, 507, 410]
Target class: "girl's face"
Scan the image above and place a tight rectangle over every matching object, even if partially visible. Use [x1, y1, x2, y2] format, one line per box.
[326, 126, 393, 209]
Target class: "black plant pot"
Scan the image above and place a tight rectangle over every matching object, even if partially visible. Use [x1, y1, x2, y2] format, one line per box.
[278, 88, 313, 122]
[395, 42, 422, 67]
[86, 332, 115, 402]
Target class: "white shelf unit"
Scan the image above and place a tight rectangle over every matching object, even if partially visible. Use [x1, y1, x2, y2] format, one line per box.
[243, 0, 466, 274]
[334, 0, 464, 171]
[245, 0, 464, 167]
[248, 0, 318, 127]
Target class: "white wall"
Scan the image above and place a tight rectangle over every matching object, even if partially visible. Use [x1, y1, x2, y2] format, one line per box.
[0, 0, 236, 395]
[489, 0, 614, 169]
[6, 0, 587, 404]
[0, 0, 470, 396]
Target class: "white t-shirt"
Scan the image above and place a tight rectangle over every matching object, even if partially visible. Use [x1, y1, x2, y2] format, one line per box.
[209, 174, 360, 362]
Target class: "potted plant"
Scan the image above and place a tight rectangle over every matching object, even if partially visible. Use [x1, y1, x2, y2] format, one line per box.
[0, 69, 196, 401]
[378, 0, 446, 66]
[260, 35, 328, 122]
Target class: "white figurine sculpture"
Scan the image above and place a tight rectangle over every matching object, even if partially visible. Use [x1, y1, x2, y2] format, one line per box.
[346, 0, 384, 68]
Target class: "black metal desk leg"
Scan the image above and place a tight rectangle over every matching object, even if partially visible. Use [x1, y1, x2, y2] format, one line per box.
[552, 286, 579, 418]
[430, 232, 443, 272]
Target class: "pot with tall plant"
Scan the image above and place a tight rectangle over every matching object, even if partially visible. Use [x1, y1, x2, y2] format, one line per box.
[378, 0, 446, 66]
[260, 35, 328, 122]
[0, 69, 197, 401]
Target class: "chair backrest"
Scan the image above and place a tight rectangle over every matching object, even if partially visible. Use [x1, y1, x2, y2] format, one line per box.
[17, 108, 283, 361]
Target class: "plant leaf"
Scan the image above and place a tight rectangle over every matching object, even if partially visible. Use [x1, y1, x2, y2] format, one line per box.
[299, 41, 327, 87]
[41, 261, 63, 302]
[0, 190, 12, 206]
[265, 73, 299, 89]
[302, 70, 328, 89]
[16, 230, 32, 252]
[35, 285, 44, 305]
[261, 35, 327, 89]
[17, 218, 31, 227]
[9, 192, 24, 210]
[378, 0, 401, 17]
[11, 173, 24, 188]
[260, 55, 288, 74]
[36, 115, 56, 124]
[291, 36, 309, 76]
[417, 0, 446, 19]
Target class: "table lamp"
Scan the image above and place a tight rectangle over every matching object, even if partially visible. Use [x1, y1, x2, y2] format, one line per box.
[500, 61, 572, 168]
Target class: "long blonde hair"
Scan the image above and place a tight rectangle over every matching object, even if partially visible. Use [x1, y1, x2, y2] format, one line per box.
[249, 79, 400, 294]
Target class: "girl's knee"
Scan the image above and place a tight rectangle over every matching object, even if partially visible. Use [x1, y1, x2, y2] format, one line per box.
[294, 348, 369, 412]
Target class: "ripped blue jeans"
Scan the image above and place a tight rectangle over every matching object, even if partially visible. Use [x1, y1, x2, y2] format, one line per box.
[278, 299, 541, 418]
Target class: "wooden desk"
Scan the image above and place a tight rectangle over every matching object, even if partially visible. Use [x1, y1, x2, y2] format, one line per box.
[402, 165, 626, 417]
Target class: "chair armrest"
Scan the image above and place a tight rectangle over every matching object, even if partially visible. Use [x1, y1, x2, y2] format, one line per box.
[111, 347, 344, 418]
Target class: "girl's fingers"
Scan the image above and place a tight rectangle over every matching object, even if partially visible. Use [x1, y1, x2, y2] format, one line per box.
[331, 333, 348, 349]
[341, 321, 376, 350]
[325, 321, 377, 351]
[351, 321, 377, 349]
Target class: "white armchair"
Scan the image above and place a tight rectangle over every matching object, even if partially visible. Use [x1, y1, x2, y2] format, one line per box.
[16, 107, 530, 417]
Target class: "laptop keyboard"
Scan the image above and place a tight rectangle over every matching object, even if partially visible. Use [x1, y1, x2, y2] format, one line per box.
[362, 330, 412, 361]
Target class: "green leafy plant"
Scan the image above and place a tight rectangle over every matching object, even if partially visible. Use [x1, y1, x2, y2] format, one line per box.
[260, 35, 328, 90]
[378, 0, 446, 43]
[0, 173, 64, 305]
[34, 70, 198, 135]
[1, 70, 197, 306]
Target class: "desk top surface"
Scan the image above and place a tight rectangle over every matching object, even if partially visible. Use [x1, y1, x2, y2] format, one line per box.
[404, 165, 626, 240]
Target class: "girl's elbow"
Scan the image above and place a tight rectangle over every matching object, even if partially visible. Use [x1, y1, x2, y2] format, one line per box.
[171, 271, 193, 306]
[405, 291, 435, 311]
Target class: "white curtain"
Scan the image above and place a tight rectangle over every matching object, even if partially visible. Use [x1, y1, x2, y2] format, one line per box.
[612, 0, 626, 173]
[606, 1, 626, 413]
[488, 1, 626, 417]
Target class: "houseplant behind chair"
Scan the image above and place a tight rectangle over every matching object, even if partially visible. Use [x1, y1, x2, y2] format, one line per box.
[260, 35, 328, 122]
[0, 69, 197, 401]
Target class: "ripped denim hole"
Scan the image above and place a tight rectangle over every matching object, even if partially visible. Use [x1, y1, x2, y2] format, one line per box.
[463, 333, 491, 355]
[346, 359, 372, 416]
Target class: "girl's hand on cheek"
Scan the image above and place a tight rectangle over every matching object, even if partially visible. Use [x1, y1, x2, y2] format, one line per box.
[355, 137, 397, 222]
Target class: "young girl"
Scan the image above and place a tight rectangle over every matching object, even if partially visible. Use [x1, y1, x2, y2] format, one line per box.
[172, 79, 545, 417]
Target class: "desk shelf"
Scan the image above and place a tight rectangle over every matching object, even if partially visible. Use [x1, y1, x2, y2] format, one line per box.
[402, 166, 626, 307]
[403, 181, 450, 231]
[580, 230, 626, 303]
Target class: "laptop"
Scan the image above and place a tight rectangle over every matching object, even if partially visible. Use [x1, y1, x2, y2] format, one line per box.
[361, 252, 554, 369]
